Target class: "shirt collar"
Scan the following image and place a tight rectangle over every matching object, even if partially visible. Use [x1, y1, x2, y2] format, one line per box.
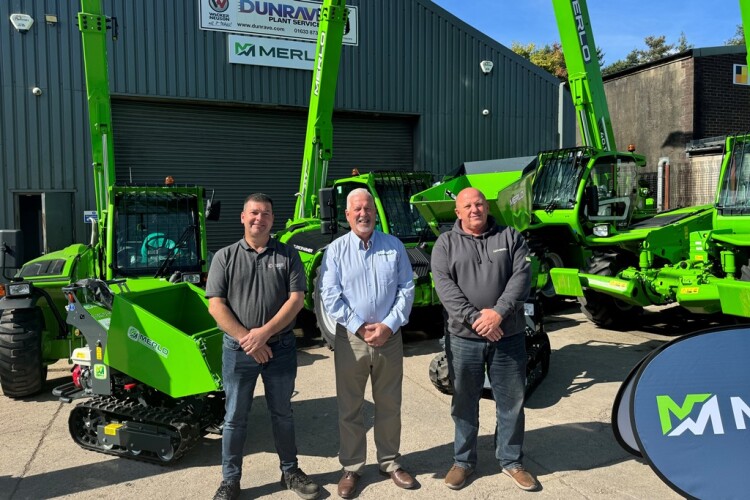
[239, 236, 277, 254]
[348, 229, 378, 250]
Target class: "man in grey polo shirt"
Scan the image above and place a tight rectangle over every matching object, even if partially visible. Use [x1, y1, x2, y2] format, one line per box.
[206, 193, 320, 500]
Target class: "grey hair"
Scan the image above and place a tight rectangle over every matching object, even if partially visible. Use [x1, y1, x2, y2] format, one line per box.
[346, 188, 373, 208]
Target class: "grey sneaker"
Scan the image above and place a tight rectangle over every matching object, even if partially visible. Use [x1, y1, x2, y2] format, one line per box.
[445, 464, 474, 490]
[282, 468, 320, 500]
[213, 481, 240, 500]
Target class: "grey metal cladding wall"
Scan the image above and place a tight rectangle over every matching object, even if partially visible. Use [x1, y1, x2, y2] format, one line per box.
[0, 1, 91, 235]
[101, 0, 565, 174]
[106, 0, 313, 106]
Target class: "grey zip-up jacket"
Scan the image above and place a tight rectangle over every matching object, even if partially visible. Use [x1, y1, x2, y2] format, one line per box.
[431, 216, 531, 340]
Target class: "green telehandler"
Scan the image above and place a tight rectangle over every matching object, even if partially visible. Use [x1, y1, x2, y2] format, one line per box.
[412, 0, 714, 329]
[551, 0, 750, 319]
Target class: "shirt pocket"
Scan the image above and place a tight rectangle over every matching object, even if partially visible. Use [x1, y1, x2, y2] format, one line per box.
[375, 259, 397, 287]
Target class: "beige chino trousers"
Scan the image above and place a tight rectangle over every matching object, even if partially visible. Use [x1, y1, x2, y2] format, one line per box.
[334, 324, 404, 474]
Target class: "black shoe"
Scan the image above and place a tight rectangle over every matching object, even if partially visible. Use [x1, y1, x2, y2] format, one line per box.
[213, 481, 240, 500]
[281, 468, 320, 500]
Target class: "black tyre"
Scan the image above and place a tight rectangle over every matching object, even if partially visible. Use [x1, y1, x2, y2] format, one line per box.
[525, 330, 551, 397]
[428, 351, 453, 395]
[428, 331, 551, 398]
[313, 267, 337, 350]
[579, 252, 643, 329]
[0, 308, 45, 398]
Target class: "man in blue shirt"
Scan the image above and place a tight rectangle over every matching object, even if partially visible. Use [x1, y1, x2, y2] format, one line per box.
[319, 188, 416, 498]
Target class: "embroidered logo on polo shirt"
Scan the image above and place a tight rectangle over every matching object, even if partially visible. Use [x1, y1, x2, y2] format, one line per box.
[268, 263, 286, 269]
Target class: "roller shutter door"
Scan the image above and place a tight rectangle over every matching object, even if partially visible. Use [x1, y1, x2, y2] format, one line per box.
[112, 100, 415, 251]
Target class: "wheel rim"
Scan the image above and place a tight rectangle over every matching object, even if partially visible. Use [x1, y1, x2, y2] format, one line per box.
[158, 445, 175, 462]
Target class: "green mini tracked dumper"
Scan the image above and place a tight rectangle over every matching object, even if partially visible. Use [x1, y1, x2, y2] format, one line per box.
[54, 279, 224, 463]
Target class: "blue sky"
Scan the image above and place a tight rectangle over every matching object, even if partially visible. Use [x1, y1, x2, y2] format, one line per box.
[431, 0, 744, 66]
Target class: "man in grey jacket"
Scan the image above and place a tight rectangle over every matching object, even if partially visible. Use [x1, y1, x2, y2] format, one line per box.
[431, 187, 539, 492]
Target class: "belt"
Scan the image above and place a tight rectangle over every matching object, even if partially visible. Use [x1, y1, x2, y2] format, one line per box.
[267, 331, 292, 344]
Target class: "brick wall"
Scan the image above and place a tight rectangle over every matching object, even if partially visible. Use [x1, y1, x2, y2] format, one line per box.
[694, 53, 750, 137]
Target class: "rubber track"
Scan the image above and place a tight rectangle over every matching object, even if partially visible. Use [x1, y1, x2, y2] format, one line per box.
[69, 395, 201, 465]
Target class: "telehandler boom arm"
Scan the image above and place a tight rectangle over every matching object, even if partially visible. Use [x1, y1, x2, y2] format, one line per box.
[294, 0, 348, 220]
[552, 0, 616, 151]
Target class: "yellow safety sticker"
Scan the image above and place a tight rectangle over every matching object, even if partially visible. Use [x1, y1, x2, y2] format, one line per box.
[75, 351, 86, 359]
[680, 287, 699, 295]
[695, 255, 704, 261]
[608, 281, 627, 289]
[104, 423, 123, 436]
[96, 346, 102, 360]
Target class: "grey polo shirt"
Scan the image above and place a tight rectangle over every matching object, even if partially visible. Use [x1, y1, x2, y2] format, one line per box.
[205, 237, 306, 333]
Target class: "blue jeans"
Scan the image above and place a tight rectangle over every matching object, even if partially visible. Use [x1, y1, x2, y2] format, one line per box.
[221, 332, 298, 482]
[447, 332, 526, 470]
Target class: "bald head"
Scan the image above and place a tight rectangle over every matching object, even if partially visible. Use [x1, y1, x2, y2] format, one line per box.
[455, 187, 489, 236]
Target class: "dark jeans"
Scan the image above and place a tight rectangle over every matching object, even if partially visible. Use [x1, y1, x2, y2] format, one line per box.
[221, 332, 298, 482]
[447, 332, 526, 469]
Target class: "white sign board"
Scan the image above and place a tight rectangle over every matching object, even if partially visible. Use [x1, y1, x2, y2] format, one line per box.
[229, 35, 315, 70]
[83, 210, 98, 223]
[199, 0, 358, 46]
[9, 13, 34, 31]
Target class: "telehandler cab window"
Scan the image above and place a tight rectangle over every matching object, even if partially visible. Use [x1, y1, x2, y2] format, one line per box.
[533, 148, 590, 211]
[718, 139, 750, 212]
[112, 191, 201, 275]
[585, 157, 639, 224]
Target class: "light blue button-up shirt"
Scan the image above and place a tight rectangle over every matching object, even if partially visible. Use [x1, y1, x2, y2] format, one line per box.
[319, 230, 415, 334]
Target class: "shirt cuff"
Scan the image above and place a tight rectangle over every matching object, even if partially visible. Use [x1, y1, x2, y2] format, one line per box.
[382, 317, 400, 335]
[346, 316, 364, 334]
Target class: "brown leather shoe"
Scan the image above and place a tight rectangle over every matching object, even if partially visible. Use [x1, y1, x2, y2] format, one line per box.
[503, 466, 540, 491]
[444, 464, 474, 490]
[337, 471, 360, 499]
[380, 468, 416, 489]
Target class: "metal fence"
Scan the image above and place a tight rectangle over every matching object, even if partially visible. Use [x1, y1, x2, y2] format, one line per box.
[667, 155, 722, 209]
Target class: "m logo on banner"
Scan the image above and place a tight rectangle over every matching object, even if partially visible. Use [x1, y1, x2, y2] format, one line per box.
[657, 393, 750, 436]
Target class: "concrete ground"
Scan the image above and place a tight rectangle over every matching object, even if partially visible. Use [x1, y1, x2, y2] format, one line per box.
[1, 303, 728, 500]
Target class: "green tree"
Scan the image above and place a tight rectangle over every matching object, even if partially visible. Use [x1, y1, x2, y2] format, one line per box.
[602, 33, 693, 76]
[511, 41, 605, 80]
[512, 41, 567, 79]
[726, 24, 745, 45]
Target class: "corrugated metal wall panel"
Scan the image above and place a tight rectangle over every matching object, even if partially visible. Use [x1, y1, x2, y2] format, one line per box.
[112, 100, 414, 250]
[0, 0, 92, 243]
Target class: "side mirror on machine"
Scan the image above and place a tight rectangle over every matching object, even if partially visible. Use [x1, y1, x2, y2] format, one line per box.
[205, 190, 221, 221]
[0, 230, 24, 282]
[584, 185, 599, 216]
[319, 187, 338, 235]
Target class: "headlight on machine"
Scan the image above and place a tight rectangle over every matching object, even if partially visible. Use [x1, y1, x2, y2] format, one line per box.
[7, 282, 32, 297]
[182, 273, 201, 284]
[593, 224, 610, 237]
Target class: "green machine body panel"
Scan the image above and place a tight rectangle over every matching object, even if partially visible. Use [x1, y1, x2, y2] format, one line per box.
[104, 283, 222, 398]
